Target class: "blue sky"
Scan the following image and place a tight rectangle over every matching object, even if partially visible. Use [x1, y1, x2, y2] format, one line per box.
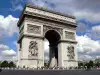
[0, 0, 100, 61]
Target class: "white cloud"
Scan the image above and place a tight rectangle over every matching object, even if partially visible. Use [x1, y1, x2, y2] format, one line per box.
[76, 22, 100, 40]
[76, 35, 100, 60]
[2, 49, 16, 56]
[0, 44, 9, 50]
[13, 4, 23, 11]
[10, 0, 25, 11]
[90, 25, 100, 39]
[79, 55, 92, 61]
[0, 15, 18, 61]
[73, 11, 100, 22]
[44, 39, 49, 52]
[76, 22, 88, 33]
[28, 0, 100, 22]
[0, 44, 10, 60]
[0, 15, 19, 37]
[29, 0, 46, 7]
[44, 39, 49, 61]
[0, 44, 16, 61]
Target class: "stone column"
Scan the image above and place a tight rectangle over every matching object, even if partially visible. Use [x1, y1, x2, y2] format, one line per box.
[58, 42, 64, 67]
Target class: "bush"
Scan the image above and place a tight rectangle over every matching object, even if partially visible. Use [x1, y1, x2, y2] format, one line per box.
[8, 61, 16, 68]
[0, 61, 9, 68]
[0, 61, 16, 68]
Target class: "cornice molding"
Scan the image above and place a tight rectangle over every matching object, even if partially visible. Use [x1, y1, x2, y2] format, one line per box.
[17, 4, 77, 27]
[59, 40, 77, 44]
[26, 4, 75, 19]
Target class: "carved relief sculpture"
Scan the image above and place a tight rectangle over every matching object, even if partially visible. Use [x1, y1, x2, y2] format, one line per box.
[67, 46, 75, 60]
[27, 24, 41, 34]
[25, 17, 76, 31]
[43, 25, 63, 36]
[65, 31, 75, 40]
[29, 41, 38, 57]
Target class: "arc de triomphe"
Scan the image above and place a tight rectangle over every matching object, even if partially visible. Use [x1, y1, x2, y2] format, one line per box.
[17, 4, 78, 68]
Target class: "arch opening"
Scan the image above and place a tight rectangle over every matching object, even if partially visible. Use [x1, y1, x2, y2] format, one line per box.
[44, 30, 61, 67]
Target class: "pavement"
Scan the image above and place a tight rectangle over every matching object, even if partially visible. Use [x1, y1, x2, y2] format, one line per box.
[0, 69, 100, 75]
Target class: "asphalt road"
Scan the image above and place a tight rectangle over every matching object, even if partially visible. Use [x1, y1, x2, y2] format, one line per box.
[0, 69, 100, 75]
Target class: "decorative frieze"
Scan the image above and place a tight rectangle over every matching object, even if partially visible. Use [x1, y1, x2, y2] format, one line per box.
[27, 24, 41, 34]
[67, 46, 75, 60]
[25, 7, 76, 24]
[43, 25, 63, 36]
[65, 31, 75, 40]
[25, 17, 76, 31]
[28, 41, 38, 57]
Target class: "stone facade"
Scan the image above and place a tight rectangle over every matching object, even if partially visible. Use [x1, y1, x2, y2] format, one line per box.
[17, 4, 78, 68]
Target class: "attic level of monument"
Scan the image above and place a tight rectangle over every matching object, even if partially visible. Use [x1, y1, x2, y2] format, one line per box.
[17, 4, 77, 27]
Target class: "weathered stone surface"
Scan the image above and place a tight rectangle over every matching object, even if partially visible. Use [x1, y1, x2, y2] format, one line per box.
[17, 4, 78, 68]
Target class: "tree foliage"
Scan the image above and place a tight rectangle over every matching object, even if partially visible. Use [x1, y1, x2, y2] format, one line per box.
[0, 61, 9, 67]
[78, 60, 95, 69]
[78, 62, 83, 67]
[88, 60, 94, 67]
[8, 61, 16, 68]
[95, 62, 100, 67]
[0, 61, 16, 68]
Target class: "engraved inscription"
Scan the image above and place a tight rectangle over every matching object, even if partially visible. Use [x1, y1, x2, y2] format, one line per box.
[65, 31, 75, 40]
[27, 24, 41, 34]
[67, 46, 75, 60]
[29, 41, 38, 57]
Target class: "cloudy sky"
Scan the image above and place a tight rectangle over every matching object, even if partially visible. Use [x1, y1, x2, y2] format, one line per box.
[0, 0, 100, 61]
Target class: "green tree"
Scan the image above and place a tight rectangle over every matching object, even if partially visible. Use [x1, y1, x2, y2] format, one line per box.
[78, 62, 83, 67]
[88, 60, 94, 68]
[85, 60, 94, 69]
[0, 61, 1, 67]
[95, 62, 100, 67]
[0, 61, 9, 67]
[8, 61, 16, 68]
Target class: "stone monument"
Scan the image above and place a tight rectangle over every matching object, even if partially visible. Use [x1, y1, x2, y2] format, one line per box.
[17, 4, 78, 68]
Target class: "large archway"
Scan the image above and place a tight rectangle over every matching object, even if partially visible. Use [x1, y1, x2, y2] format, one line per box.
[17, 4, 78, 68]
[44, 30, 61, 67]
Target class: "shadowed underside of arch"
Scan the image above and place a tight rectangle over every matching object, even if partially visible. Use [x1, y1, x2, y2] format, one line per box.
[45, 30, 61, 46]
[45, 30, 61, 67]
